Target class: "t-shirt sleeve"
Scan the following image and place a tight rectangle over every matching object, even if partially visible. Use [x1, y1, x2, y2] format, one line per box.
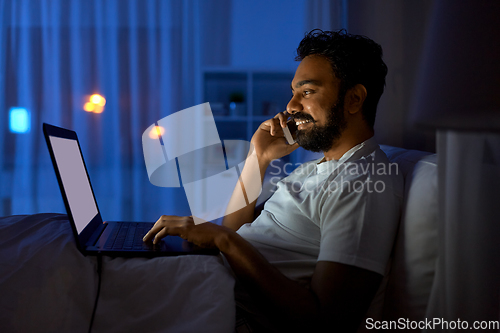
[317, 170, 402, 276]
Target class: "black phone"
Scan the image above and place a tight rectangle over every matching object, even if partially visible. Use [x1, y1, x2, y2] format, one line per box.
[283, 118, 298, 145]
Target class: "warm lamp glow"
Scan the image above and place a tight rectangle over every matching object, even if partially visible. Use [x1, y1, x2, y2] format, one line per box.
[149, 126, 165, 139]
[90, 94, 106, 106]
[84, 94, 106, 113]
[83, 102, 95, 112]
[93, 105, 104, 113]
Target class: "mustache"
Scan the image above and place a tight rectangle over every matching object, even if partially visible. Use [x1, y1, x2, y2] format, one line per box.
[291, 112, 315, 123]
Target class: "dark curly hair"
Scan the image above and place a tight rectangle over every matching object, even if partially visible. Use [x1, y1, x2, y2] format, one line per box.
[296, 29, 388, 129]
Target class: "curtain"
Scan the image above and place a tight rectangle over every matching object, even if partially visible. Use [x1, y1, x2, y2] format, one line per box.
[424, 130, 500, 329]
[0, 0, 224, 221]
[305, 0, 348, 32]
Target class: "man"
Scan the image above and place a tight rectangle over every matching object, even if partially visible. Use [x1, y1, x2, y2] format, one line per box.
[143, 30, 403, 332]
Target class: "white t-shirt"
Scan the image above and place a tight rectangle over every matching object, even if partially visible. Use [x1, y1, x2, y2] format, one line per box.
[237, 137, 403, 285]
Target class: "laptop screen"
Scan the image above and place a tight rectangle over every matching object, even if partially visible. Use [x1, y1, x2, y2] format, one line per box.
[49, 136, 98, 234]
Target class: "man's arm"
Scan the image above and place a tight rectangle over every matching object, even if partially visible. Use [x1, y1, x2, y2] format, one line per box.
[220, 230, 382, 332]
[143, 218, 382, 332]
[222, 113, 298, 231]
[221, 149, 268, 231]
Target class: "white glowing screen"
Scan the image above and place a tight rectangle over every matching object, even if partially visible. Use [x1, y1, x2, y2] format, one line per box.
[49, 136, 98, 234]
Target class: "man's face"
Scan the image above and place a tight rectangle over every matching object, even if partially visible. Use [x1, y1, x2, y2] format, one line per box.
[287, 55, 347, 152]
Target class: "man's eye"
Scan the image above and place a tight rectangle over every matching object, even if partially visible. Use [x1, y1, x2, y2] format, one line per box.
[303, 90, 312, 96]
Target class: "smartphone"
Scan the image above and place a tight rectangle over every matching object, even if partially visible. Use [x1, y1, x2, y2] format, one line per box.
[283, 117, 298, 145]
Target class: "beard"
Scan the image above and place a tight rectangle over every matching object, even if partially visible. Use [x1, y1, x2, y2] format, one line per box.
[293, 101, 347, 153]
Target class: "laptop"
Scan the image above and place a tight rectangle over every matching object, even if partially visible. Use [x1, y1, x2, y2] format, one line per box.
[43, 123, 218, 257]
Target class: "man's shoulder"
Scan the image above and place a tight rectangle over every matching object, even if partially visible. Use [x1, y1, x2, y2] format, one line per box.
[282, 157, 322, 179]
[330, 147, 404, 198]
[344, 146, 398, 174]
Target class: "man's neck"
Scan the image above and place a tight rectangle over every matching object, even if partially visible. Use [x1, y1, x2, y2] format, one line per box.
[322, 130, 374, 161]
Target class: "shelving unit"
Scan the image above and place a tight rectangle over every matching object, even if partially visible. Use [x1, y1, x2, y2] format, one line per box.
[201, 68, 294, 142]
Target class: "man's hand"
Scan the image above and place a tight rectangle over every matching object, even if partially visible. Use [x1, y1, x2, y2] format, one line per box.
[143, 215, 230, 249]
[251, 112, 299, 166]
[222, 112, 299, 231]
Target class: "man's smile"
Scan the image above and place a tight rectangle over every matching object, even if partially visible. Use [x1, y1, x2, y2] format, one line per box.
[292, 112, 315, 130]
[296, 119, 313, 130]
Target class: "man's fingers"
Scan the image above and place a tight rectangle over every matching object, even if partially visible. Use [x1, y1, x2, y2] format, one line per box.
[143, 215, 194, 243]
[275, 111, 288, 128]
[147, 225, 174, 244]
[271, 118, 287, 136]
[261, 119, 276, 135]
[153, 224, 188, 244]
[143, 225, 160, 242]
[152, 227, 169, 244]
[270, 120, 277, 135]
[261, 115, 288, 136]
[143, 216, 168, 242]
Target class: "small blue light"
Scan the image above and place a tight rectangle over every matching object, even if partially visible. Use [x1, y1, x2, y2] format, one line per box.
[9, 107, 31, 133]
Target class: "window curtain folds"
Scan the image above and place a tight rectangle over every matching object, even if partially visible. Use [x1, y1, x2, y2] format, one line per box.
[305, 0, 348, 32]
[0, 0, 205, 220]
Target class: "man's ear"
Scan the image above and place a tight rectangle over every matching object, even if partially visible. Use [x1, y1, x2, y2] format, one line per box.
[345, 84, 367, 115]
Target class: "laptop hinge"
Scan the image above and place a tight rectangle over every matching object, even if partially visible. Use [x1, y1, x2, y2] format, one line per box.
[86, 223, 108, 247]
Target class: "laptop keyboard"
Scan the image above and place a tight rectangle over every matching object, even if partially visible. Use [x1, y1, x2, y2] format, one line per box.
[103, 222, 156, 250]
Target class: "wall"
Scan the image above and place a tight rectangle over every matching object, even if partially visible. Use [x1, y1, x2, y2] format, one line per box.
[230, 0, 306, 70]
[348, 0, 435, 152]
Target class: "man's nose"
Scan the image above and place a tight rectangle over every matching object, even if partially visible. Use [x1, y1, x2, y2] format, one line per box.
[286, 94, 301, 115]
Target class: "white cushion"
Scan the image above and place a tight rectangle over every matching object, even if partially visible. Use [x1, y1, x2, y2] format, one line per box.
[380, 147, 438, 322]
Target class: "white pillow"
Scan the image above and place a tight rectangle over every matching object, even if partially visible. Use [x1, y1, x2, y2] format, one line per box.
[382, 153, 438, 322]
